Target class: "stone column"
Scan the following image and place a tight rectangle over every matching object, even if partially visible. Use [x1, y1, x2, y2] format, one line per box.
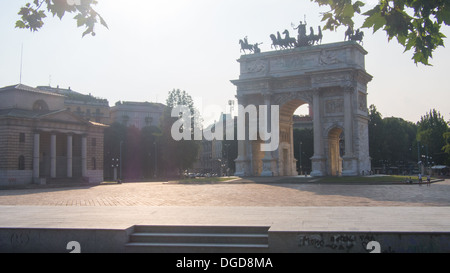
[33, 132, 40, 183]
[234, 97, 251, 176]
[50, 133, 56, 178]
[81, 135, 87, 178]
[310, 90, 326, 176]
[342, 87, 357, 176]
[344, 90, 353, 157]
[67, 134, 73, 178]
[261, 94, 277, 176]
[289, 120, 297, 175]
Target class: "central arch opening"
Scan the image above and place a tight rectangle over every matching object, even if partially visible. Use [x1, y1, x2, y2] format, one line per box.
[279, 100, 313, 176]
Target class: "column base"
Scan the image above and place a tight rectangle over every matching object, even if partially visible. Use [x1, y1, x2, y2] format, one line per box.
[33, 177, 46, 185]
[260, 156, 278, 177]
[342, 156, 358, 176]
[234, 157, 251, 177]
[310, 155, 326, 177]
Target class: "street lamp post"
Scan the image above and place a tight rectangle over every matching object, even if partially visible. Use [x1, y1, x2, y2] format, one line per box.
[112, 158, 120, 181]
[119, 140, 123, 183]
[224, 143, 230, 176]
[154, 142, 157, 178]
[298, 141, 302, 175]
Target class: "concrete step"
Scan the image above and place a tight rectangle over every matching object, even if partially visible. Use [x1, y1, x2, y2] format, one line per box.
[133, 225, 269, 234]
[129, 232, 268, 245]
[125, 242, 269, 253]
[125, 225, 270, 253]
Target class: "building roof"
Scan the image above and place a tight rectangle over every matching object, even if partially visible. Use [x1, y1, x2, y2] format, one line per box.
[111, 101, 166, 112]
[0, 84, 65, 97]
[0, 108, 53, 119]
[37, 85, 109, 106]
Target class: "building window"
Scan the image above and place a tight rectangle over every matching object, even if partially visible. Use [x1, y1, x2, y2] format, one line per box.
[92, 157, 96, 170]
[91, 138, 96, 147]
[19, 133, 25, 143]
[33, 100, 49, 111]
[18, 155, 25, 170]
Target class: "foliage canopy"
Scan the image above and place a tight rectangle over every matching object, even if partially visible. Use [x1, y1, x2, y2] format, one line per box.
[16, 0, 108, 37]
[312, 0, 449, 65]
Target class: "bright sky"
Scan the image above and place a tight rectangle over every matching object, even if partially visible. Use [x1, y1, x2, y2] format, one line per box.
[1, 0, 449, 125]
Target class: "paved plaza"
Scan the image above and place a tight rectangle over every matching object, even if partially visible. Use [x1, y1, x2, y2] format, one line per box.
[1, 178, 450, 207]
[0, 177, 450, 232]
[1, 177, 450, 253]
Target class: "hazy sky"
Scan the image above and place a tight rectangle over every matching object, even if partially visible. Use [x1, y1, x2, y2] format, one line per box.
[1, 0, 449, 125]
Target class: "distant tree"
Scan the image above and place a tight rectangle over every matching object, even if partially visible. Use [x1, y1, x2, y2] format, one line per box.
[141, 125, 162, 178]
[368, 104, 384, 166]
[368, 104, 417, 171]
[443, 130, 450, 163]
[382, 117, 417, 165]
[16, 0, 108, 37]
[417, 109, 449, 165]
[160, 89, 200, 176]
[312, 0, 449, 65]
[123, 125, 143, 180]
[222, 116, 238, 174]
[103, 122, 126, 179]
[293, 128, 313, 174]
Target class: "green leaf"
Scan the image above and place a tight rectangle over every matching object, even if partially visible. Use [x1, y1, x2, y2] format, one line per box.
[352, 1, 365, 14]
[362, 11, 387, 33]
[342, 3, 355, 18]
[99, 14, 108, 29]
[396, 34, 407, 46]
[82, 27, 92, 37]
[15, 20, 26, 29]
[436, 8, 450, 25]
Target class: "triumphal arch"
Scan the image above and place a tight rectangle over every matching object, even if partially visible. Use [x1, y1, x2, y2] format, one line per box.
[231, 40, 372, 176]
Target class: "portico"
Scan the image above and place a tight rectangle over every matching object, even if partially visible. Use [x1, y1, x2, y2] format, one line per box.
[0, 84, 106, 186]
[32, 131, 88, 182]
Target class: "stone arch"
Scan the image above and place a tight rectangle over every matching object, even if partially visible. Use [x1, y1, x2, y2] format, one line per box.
[33, 100, 49, 111]
[232, 41, 372, 177]
[277, 98, 311, 176]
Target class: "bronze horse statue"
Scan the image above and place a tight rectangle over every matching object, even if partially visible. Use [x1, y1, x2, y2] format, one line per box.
[239, 37, 254, 54]
[282, 29, 297, 48]
[345, 26, 364, 45]
[309, 26, 323, 45]
[239, 36, 263, 54]
[270, 30, 297, 50]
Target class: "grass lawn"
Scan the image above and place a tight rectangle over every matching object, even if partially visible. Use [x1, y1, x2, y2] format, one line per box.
[312, 175, 437, 184]
[173, 176, 238, 183]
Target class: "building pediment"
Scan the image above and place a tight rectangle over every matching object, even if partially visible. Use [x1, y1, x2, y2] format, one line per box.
[37, 109, 90, 125]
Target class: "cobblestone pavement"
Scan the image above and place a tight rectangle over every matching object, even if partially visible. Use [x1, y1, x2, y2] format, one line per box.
[1, 178, 449, 207]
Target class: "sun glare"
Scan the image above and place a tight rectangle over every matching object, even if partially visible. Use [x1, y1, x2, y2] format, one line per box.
[101, 0, 189, 22]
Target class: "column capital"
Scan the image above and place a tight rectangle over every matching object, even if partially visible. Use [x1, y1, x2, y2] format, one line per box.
[342, 84, 356, 93]
[262, 92, 272, 101]
[236, 95, 248, 105]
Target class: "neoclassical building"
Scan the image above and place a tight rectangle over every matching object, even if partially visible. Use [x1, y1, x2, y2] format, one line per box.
[0, 84, 107, 186]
